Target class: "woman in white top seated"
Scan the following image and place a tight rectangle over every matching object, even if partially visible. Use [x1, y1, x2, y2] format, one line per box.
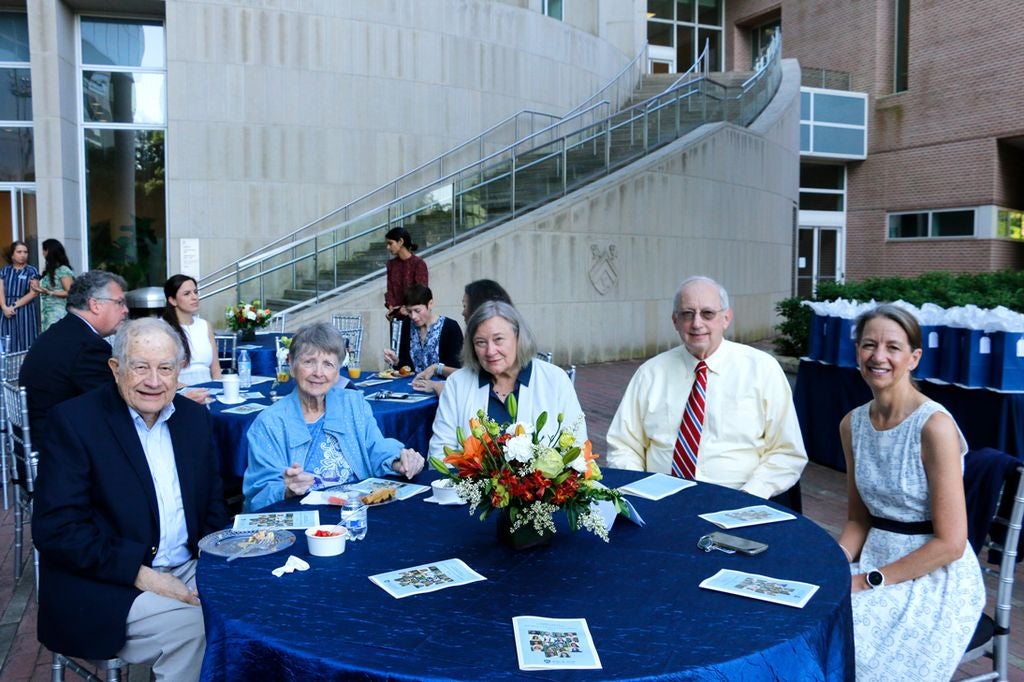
[428, 300, 585, 460]
[163, 274, 221, 385]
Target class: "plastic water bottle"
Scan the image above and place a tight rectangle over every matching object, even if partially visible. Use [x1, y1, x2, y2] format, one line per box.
[237, 349, 252, 389]
[341, 497, 368, 541]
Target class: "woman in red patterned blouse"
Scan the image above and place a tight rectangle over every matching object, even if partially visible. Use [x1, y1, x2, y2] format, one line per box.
[384, 227, 428, 321]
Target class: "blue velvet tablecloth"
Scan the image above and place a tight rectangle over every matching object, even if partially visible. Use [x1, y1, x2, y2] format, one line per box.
[794, 359, 1024, 471]
[198, 470, 853, 681]
[235, 333, 285, 377]
[207, 375, 438, 478]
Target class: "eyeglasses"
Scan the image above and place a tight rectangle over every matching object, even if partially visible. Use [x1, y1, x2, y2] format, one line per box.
[674, 309, 723, 323]
[94, 297, 128, 309]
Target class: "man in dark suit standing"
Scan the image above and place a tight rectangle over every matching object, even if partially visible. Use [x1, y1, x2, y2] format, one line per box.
[19, 269, 128, 436]
[32, 318, 227, 680]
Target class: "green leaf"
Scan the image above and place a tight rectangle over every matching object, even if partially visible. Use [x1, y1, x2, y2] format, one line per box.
[535, 411, 548, 436]
[561, 447, 581, 465]
[507, 393, 518, 421]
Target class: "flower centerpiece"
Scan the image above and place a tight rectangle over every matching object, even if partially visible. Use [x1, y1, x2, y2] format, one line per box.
[429, 397, 627, 549]
[225, 300, 273, 341]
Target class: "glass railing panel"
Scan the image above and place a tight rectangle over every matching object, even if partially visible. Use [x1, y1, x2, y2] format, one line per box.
[564, 123, 608, 193]
[513, 140, 563, 212]
[606, 111, 646, 171]
[399, 183, 456, 252]
[455, 159, 514, 240]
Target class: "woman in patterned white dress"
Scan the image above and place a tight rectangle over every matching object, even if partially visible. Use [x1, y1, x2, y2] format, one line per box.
[837, 304, 984, 681]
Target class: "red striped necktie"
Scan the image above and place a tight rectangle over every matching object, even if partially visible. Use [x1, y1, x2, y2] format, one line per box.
[672, 360, 707, 479]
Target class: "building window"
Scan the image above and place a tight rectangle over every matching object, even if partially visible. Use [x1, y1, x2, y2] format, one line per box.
[542, 0, 563, 21]
[79, 17, 166, 289]
[894, 0, 909, 92]
[0, 11, 33, 183]
[888, 209, 975, 239]
[800, 163, 845, 212]
[751, 19, 780, 69]
[646, 0, 723, 72]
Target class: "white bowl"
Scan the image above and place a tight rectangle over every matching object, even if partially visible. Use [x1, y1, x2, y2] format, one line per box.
[431, 478, 460, 504]
[305, 525, 347, 557]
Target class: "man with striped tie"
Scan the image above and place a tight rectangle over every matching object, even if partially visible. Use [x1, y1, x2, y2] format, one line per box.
[606, 276, 806, 501]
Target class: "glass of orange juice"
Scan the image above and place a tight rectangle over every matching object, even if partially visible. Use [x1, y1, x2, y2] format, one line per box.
[347, 365, 362, 379]
[276, 362, 290, 383]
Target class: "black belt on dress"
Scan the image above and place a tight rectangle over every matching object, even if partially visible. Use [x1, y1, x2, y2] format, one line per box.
[870, 514, 934, 535]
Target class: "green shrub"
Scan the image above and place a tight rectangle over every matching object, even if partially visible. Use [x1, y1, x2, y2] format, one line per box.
[773, 270, 1024, 357]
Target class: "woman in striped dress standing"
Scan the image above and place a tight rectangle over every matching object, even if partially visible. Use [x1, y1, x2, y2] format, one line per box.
[0, 241, 41, 351]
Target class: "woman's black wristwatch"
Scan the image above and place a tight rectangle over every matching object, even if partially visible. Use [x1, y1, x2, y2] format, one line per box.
[866, 570, 885, 589]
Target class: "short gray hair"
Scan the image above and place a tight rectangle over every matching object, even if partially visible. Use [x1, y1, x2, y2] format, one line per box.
[67, 270, 128, 312]
[289, 322, 345, 363]
[674, 276, 730, 312]
[111, 318, 184, 366]
[463, 301, 537, 373]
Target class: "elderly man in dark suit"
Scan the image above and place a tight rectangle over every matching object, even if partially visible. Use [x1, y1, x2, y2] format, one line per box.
[32, 318, 227, 680]
[19, 269, 128, 436]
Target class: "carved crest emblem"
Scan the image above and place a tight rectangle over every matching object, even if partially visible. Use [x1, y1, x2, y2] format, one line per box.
[588, 242, 618, 295]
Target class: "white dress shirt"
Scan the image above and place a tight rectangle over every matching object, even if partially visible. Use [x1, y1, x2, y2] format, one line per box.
[129, 402, 190, 567]
[606, 340, 807, 499]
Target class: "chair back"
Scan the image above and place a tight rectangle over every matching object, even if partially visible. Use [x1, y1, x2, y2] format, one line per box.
[3, 350, 28, 385]
[265, 313, 287, 333]
[566, 364, 577, 385]
[331, 314, 364, 358]
[2, 381, 34, 493]
[215, 334, 237, 372]
[536, 351, 553, 363]
[960, 449, 1024, 681]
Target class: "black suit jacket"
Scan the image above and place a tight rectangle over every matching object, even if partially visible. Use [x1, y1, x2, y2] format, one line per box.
[19, 313, 115, 437]
[32, 383, 228, 659]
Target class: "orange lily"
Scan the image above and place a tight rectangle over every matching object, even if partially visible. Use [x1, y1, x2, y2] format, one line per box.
[444, 435, 485, 476]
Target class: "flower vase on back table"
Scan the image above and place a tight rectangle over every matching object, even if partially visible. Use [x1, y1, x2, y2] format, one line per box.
[238, 327, 256, 342]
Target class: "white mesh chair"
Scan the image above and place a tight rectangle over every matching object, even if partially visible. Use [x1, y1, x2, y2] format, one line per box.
[566, 365, 577, 385]
[535, 352, 553, 363]
[214, 334, 237, 373]
[4, 381, 36, 586]
[960, 461, 1024, 681]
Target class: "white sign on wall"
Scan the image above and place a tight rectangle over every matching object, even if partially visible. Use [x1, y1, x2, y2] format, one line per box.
[180, 239, 200, 279]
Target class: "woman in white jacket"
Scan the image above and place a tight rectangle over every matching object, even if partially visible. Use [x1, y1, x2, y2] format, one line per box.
[428, 300, 585, 460]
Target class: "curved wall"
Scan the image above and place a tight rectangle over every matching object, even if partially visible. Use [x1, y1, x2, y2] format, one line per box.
[164, 0, 633, 278]
[290, 60, 803, 368]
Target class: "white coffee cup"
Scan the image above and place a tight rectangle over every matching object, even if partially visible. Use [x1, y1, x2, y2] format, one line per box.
[431, 478, 460, 504]
[222, 374, 240, 402]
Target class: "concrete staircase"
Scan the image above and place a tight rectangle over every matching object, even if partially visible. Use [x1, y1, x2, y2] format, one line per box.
[264, 69, 758, 311]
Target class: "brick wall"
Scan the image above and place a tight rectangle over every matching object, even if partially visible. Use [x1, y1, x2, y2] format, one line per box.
[727, 0, 1024, 279]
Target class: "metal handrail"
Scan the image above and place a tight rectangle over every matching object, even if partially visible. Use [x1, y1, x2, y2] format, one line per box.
[200, 108, 561, 290]
[212, 33, 783, 311]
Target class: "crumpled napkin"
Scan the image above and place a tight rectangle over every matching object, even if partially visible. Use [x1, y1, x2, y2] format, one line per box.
[271, 555, 310, 577]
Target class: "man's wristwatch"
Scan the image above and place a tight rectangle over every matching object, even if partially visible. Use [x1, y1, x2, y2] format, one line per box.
[866, 569, 885, 589]
[435, 363, 445, 378]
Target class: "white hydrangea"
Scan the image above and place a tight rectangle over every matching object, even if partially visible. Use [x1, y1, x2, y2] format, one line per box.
[504, 421, 534, 436]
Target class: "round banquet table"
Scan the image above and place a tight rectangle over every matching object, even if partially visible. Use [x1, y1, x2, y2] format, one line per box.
[206, 375, 438, 479]
[197, 469, 854, 680]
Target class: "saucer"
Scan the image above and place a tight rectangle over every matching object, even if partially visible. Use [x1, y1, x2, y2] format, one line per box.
[423, 495, 465, 506]
[217, 396, 246, 405]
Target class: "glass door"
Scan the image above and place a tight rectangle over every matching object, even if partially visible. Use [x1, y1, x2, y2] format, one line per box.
[0, 189, 39, 266]
[797, 226, 841, 298]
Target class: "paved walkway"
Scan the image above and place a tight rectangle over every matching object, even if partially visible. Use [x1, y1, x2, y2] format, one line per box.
[0, 358, 1019, 680]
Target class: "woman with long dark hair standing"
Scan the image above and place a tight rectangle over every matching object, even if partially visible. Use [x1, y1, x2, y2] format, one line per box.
[32, 238, 75, 331]
[162, 274, 222, 385]
[0, 241, 40, 351]
[384, 227, 427, 322]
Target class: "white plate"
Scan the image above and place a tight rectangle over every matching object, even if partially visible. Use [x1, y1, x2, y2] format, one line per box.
[217, 396, 246, 405]
[199, 529, 296, 558]
[423, 495, 466, 506]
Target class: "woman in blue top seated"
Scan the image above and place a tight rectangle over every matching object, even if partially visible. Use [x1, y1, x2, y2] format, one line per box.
[243, 322, 424, 511]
